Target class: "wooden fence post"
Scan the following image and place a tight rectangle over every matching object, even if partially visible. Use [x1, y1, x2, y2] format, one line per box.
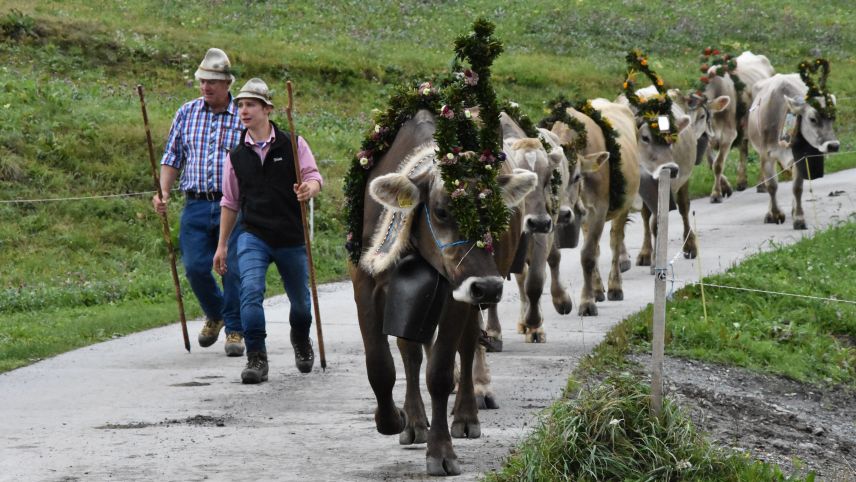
[651, 166, 677, 417]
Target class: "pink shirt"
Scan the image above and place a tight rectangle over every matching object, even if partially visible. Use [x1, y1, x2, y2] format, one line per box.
[220, 126, 323, 212]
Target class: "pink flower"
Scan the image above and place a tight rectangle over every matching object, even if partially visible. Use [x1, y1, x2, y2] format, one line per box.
[463, 69, 479, 86]
[451, 188, 466, 199]
[441, 104, 455, 119]
[418, 81, 433, 96]
[479, 149, 496, 164]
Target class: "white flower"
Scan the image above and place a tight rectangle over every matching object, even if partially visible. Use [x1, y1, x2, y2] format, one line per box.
[609, 418, 622, 426]
[464, 110, 473, 119]
[446, 153, 454, 160]
[453, 179, 460, 186]
[509, 101, 519, 108]
[476, 241, 486, 248]
[485, 164, 492, 171]
[359, 157, 369, 166]
[676, 459, 692, 470]
[479, 193, 486, 199]
[374, 124, 381, 133]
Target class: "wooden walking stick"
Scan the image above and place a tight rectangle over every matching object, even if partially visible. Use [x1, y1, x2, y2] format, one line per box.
[286, 81, 327, 371]
[137, 85, 191, 353]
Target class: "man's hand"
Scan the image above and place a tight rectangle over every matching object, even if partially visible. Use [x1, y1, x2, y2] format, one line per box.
[213, 245, 228, 275]
[294, 180, 321, 202]
[152, 192, 170, 214]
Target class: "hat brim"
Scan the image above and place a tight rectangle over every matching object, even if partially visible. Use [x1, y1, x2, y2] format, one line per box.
[234, 93, 274, 106]
[194, 69, 235, 84]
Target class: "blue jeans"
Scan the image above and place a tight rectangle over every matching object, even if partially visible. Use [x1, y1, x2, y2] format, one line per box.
[237, 232, 312, 354]
[179, 198, 242, 334]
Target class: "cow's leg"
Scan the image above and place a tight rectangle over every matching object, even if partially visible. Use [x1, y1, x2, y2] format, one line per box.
[636, 203, 654, 266]
[579, 213, 605, 316]
[678, 184, 697, 258]
[548, 239, 572, 315]
[791, 170, 807, 230]
[425, 304, 468, 476]
[593, 244, 606, 301]
[711, 136, 735, 203]
[352, 269, 406, 436]
[397, 338, 428, 445]
[514, 269, 528, 335]
[483, 305, 503, 352]
[761, 155, 785, 224]
[607, 210, 629, 301]
[737, 138, 750, 191]
[452, 312, 481, 439]
[474, 314, 498, 408]
[523, 234, 548, 343]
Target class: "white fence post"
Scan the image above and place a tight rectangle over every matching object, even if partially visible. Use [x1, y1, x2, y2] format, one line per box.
[651, 166, 676, 417]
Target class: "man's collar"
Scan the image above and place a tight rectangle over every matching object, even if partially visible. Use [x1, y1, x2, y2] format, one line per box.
[201, 93, 236, 115]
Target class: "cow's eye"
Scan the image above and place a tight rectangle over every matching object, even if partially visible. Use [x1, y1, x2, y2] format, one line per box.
[572, 173, 581, 184]
[641, 135, 651, 144]
[434, 207, 449, 221]
[809, 116, 817, 124]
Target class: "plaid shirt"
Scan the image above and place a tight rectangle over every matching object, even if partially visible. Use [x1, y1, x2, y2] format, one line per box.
[160, 96, 243, 193]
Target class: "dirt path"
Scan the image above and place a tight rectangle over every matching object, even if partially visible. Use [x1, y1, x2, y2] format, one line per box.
[2, 169, 855, 482]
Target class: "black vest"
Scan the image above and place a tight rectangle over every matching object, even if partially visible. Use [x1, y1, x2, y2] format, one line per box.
[230, 123, 304, 247]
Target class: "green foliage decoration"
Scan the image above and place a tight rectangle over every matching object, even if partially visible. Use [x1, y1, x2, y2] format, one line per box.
[541, 96, 626, 213]
[799, 58, 836, 120]
[622, 49, 678, 145]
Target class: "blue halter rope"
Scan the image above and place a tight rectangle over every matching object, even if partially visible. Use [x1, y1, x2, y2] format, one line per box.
[423, 204, 470, 251]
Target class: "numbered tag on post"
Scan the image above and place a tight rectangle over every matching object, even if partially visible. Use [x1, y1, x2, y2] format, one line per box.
[657, 115, 670, 133]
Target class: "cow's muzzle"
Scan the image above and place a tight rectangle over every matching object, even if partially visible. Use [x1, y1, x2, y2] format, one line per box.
[525, 215, 553, 234]
[557, 207, 574, 225]
[822, 141, 840, 153]
[452, 276, 504, 304]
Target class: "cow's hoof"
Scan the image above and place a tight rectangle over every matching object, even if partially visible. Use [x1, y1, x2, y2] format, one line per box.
[736, 180, 748, 191]
[607, 289, 623, 301]
[516, 322, 526, 334]
[427, 455, 461, 476]
[722, 185, 733, 198]
[477, 394, 499, 410]
[451, 420, 481, 439]
[481, 335, 503, 353]
[525, 330, 546, 343]
[553, 296, 573, 315]
[595, 291, 605, 302]
[636, 253, 652, 266]
[376, 407, 406, 435]
[399, 423, 428, 445]
[578, 302, 598, 316]
[619, 259, 631, 273]
[764, 212, 785, 224]
[756, 184, 767, 193]
[710, 194, 723, 204]
[793, 219, 807, 230]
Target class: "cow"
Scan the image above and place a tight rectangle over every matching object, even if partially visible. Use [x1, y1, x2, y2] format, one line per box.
[548, 100, 641, 316]
[350, 108, 537, 475]
[479, 113, 571, 349]
[633, 86, 730, 264]
[747, 73, 839, 230]
[705, 51, 775, 198]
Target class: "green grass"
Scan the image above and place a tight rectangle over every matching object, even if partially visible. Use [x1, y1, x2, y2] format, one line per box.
[488, 220, 855, 480]
[1, 1, 856, 372]
[485, 374, 808, 482]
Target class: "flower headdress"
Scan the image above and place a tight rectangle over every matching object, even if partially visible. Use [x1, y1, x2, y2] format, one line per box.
[692, 47, 747, 127]
[622, 49, 677, 145]
[799, 58, 836, 120]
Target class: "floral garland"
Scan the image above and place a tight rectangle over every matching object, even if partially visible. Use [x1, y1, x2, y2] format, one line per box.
[692, 47, 747, 141]
[342, 81, 443, 263]
[342, 18, 509, 262]
[435, 18, 508, 253]
[799, 58, 836, 120]
[540, 97, 625, 213]
[622, 49, 678, 145]
[501, 100, 560, 216]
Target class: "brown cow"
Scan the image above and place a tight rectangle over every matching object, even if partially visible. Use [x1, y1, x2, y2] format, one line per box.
[350, 109, 536, 475]
[747, 74, 839, 229]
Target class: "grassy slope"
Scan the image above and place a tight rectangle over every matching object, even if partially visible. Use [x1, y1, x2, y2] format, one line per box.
[1, 0, 855, 371]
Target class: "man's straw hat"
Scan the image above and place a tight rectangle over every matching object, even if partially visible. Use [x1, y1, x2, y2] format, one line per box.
[234, 78, 273, 106]
[194, 48, 235, 84]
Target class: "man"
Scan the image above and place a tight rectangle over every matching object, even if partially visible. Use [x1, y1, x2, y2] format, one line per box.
[213, 78, 323, 384]
[152, 48, 244, 356]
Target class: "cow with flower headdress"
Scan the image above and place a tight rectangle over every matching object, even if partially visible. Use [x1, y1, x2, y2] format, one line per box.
[343, 19, 537, 476]
[746, 58, 839, 230]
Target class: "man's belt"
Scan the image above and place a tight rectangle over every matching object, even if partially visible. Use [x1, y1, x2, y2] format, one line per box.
[184, 191, 223, 201]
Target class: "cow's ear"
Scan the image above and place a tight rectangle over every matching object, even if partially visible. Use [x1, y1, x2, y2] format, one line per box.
[547, 149, 565, 168]
[369, 173, 422, 212]
[675, 114, 691, 133]
[784, 95, 806, 114]
[581, 151, 609, 174]
[709, 95, 730, 113]
[497, 168, 537, 207]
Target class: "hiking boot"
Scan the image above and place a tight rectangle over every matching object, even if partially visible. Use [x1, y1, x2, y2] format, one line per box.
[198, 319, 224, 347]
[224, 332, 245, 357]
[241, 352, 269, 384]
[291, 333, 314, 374]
